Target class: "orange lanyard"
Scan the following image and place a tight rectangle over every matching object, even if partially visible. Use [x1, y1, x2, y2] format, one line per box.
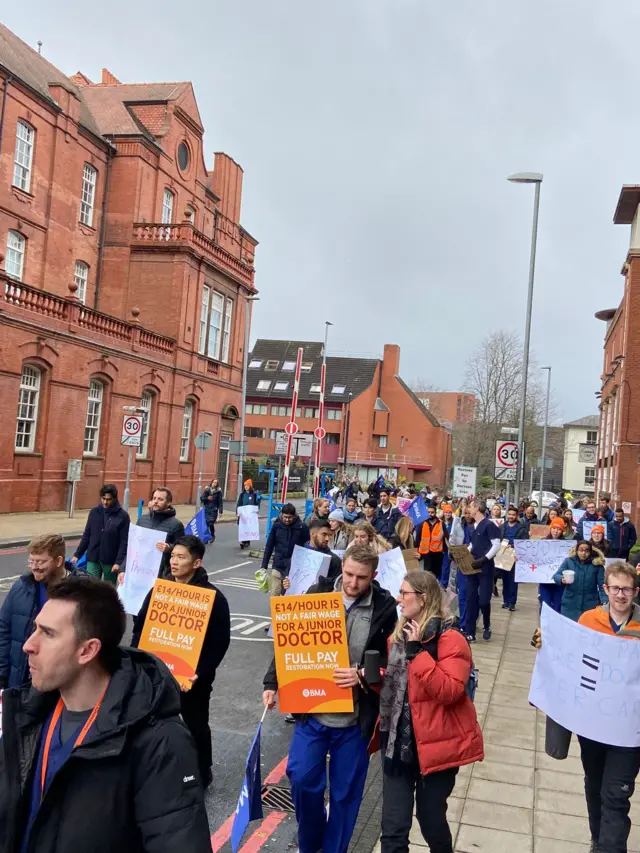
[40, 687, 107, 796]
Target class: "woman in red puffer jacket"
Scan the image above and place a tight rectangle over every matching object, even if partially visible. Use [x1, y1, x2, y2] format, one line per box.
[378, 570, 483, 853]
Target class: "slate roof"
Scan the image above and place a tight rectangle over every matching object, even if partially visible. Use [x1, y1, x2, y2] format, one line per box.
[247, 340, 379, 403]
[563, 415, 600, 429]
[80, 82, 191, 139]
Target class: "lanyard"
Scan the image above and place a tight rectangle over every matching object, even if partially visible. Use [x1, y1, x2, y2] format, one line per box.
[40, 687, 107, 796]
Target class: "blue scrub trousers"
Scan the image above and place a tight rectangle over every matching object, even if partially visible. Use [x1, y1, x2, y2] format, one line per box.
[501, 570, 518, 608]
[287, 717, 370, 853]
[464, 566, 494, 638]
[440, 550, 451, 588]
[539, 583, 563, 613]
[457, 570, 468, 627]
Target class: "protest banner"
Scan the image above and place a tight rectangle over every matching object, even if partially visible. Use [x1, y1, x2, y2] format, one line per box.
[582, 520, 599, 541]
[237, 505, 260, 542]
[405, 496, 428, 527]
[514, 539, 573, 583]
[494, 542, 515, 571]
[119, 526, 167, 615]
[449, 544, 480, 575]
[185, 507, 212, 544]
[231, 717, 263, 852]
[529, 524, 550, 540]
[286, 545, 331, 596]
[572, 509, 586, 525]
[271, 592, 353, 714]
[529, 604, 640, 747]
[402, 549, 420, 572]
[452, 465, 476, 499]
[396, 496, 413, 515]
[376, 547, 407, 600]
[449, 515, 464, 546]
[138, 578, 216, 690]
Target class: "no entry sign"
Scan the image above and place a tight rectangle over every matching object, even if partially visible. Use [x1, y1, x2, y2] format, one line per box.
[285, 421, 299, 436]
[495, 440, 519, 481]
[314, 426, 326, 440]
[121, 415, 143, 447]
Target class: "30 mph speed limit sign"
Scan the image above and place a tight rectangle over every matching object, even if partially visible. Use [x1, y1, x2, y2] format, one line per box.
[495, 440, 519, 481]
[121, 415, 143, 447]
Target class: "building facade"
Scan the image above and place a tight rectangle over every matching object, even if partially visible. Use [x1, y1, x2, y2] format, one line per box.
[561, 416, 599, 496]
[0, 24, 257, 512]
[244, 340, 453, 487]
[414, 390, 477, 426]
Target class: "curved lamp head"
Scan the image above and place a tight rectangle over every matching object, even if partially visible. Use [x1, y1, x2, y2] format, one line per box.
[508, 172, 543, 184]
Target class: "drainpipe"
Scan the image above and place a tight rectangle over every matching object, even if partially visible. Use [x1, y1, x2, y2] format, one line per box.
[0, 74, 12, 152]
[94, 143, 114, 310]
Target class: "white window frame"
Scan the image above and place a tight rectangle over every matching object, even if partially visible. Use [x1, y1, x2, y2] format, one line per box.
[207, 291, 224, 361]
[13, 120, 34, 193]
[282, 361, 296, 371]
[138, 391, 153, 459]
[327, 409, 342, 421]
[15, 365, 41, 452]
[331, 385, 346, 394]
[83, 380, 103, 456]
[80, 163, 97, 227]
[162, 188, 174, 224]
[274, 381, 289, 391]
[198, 286, 210, 355]
[586, 430, 598, 446]
[74, 261, 89, 304]
[249, 360, 262, 369]
[6, 230, 25, 280]
[222, 299, 233, 362]
[310, 384, 321, 393]
[257, 380, 271, 391]
[378, 435, 388, 448]
[180, 400, 194, 461]
[585, 467, 596, 487]
[264, 360, 279, 371]
[301, 363, 313, 372]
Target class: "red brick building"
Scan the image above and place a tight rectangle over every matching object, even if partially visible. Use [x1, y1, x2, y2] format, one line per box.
[0, 24, 257, 512]
[245, 340, 453, 487]
[413, 390, 477, 426]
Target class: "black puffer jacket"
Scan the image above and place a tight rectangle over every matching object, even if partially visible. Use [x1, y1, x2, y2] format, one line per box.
[0, 649, 211, 853]
[200, 487, 223, 524]
[74, 502, 130, 566]
[261, 515, 310, 574]
[135, 508, 185, 577]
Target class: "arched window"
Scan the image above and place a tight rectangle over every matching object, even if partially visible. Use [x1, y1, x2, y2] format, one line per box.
[84, 380, 103, 456]
[138, 390, 154, 459]
[6, 230, 25, 280]
[180, 400, 194, 461]
[15, 365, 41, 452]
[162, 189, 174, 224]
[74, 261, 89, 303]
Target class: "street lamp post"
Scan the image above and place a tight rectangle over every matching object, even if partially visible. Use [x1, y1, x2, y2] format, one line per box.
[508, 172, 543, 507]
[238, 295, 259, 500]
[539, 366, 552, 499]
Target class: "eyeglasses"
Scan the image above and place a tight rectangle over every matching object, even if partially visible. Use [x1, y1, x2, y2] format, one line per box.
[28, 559, 51, 569]
[398, 590, 420, 598]
[605, 585, 635, 597]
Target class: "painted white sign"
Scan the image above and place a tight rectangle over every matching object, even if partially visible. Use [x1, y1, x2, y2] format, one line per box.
[119, 526, 167, 615]
[449, 515, 465, 547]
[582, 520, 599, 541]
[529, 605, 640, 748]
[514, 539, 574, 584]
[376, 547, 407, 601]
[286, 545, 331, 596]
[452, 466, 477, 499]
[572, 509, 586, 525]
[237, 505, 260, 542]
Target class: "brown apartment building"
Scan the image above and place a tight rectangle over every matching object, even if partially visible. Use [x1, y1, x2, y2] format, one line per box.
[413, 390, 477, 426]
[0, 24, 257, 512]
[244, 340, 453, 487]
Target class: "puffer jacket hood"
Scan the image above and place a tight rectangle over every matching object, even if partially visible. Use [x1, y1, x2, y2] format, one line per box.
[567, 545, 605, 566]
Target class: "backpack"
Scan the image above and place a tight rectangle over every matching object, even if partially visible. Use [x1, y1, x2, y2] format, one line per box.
[422, 626, 478, 702]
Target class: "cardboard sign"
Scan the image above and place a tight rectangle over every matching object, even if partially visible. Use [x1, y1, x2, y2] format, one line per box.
[514, 539, 574, 584]
[494, 542, 515, 571]
[286, 545, 331, 596]
[449, 544, 480, 575]
[529, 524, 550, 540]
[238, 505, 260, 541]
[271, 592, 353, 714]
[376, 547, 407, 600]
[138, 578, 216, 690]
[119, 526, 167, 615]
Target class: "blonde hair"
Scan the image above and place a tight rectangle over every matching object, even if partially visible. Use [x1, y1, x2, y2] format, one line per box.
[391, 570, 450, 643]
[394, 515, 414, 549]
[604, 561, 637, 587]
[28, 533, 66, 561]
[349, 521, 392, 554]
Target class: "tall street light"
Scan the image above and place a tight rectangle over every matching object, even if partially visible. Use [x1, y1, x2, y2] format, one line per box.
[508, 172, 543, 506]
[238, 295, 259, 499]
[539, 366, 551, 500]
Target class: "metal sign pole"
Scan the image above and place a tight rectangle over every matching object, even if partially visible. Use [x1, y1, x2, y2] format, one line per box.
[281, 347, 303, 503]
[198, 444, 204, 504]
[123, 445, 134, 512]
[313, 322, 332, 497]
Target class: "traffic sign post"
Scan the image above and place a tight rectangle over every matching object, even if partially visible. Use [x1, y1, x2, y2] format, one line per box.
[195, 431, 213, 504]
[121, 415, 143, 447]
[495, 440, 519, 482]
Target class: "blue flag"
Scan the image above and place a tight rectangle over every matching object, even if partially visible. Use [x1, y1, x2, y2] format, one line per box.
[407, 495, 429, 527]
[375, 475, 385, 489]
[231, 722, 264, 852]
[185, 507, 212, 544]
[328, 497, 337, 512]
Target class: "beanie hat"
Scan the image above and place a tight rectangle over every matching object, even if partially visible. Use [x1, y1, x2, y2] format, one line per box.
[550, 518, 565, 530]
[442, 504, 453, 513]
[244, 479, 253, 488]
[329, 509, 344, 523]
[592, 524, 605, 536]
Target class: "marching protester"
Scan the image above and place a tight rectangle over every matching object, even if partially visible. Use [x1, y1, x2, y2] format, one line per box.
[261, 502, 310, 596]
[451, 506, 475, 629]
[552, 540, 606, 621]
[379, 571, 483, 853]
[609, 507, 638, 561]
[362, 498, 379, 526]
[132, 535, 230, 788]
[262, 546, 397, 853]
[464, 499, 501, 642]
[440, 504, 455, 588]
[342, 496, 364, 524]
[307, 519, 343, 579]
[237, 479, 259, 549]
[0, 534, 78, 690]
[417, 503, 448, 580]
[499, 505, 528, 611]
[562, 508, 576, 538]
[200, 478, 224, 541]
[490, 503, 503, 523]
[541, 506, 560, 525]
[118, 487, 185, 583]
[347, 520, 392, 555]
[598, 493, 615, 524]
[0, 576, 212, 851]
[375, 488, 402, 540]
[589, 523, 611, 557]
[305, 496, 330, 526]
[575, 499, 601, 540]
[523, 504, 539, 532]
[388, 515, 416, 552]
[538, 518, 567, 612]
[72, 484, 129, 584]
[328, 509, 352, 551]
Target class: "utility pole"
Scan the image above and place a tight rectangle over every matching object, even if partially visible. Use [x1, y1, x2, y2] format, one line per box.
[539, 366, 552, 499]
[238, 295, 259, 499]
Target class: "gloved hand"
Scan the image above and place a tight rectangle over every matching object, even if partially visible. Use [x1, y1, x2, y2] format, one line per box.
[531, 628, 541, 649]
[471, 556, 487, 570]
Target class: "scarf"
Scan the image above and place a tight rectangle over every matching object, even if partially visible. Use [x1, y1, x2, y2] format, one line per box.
[343, 507, 360, 523]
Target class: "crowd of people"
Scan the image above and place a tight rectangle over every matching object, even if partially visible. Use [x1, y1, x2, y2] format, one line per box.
[2, 477, 640, 852]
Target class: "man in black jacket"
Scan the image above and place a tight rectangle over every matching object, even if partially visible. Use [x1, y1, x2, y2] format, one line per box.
[119, 487, 185, 583]
[72, 484, 130, 584]
[261, 503, 310, 595]
[609, 507, 638, 560]
[374, 488, 401, 541]
[0, 576, 211, 853]
[132, 535, 231, 787]
[263, 546, 397, 853]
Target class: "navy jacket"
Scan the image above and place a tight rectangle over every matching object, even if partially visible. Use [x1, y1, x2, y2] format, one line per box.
[74, 502, 130, 566]
[0, 569, 78, 689]
[374, 506, 401, 541]
[200, 487, 223, 523]
[553, 551, 606, 621]
[261, 515, 310, 574]
[609, 519, 638, 559]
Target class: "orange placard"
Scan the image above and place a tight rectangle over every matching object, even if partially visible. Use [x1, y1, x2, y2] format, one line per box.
[138, 579, 216, 690]
[271, 592, 354, 714]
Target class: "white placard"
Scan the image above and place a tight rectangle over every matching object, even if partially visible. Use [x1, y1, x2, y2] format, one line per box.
[237, 505, 260, 541]
[529, 604, 640, 748]
[376, 547, 407, 601]
[286, 545, 331, 596]
[514, 539, 574, 584]
[449, 515, 465, 546]
[119, 526, 167, 615]
[572, 509, 586, 525]
[452, 466, 477, 499]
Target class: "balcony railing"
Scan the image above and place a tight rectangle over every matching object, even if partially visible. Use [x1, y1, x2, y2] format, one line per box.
[339, 451, 433, 467]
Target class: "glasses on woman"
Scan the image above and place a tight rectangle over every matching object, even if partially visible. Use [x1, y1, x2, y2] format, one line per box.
[605, 585, 635, 597]
[398, 590, 419, 598]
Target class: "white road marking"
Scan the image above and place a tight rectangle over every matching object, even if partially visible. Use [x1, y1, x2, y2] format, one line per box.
[229, 613, 272, 643]
[207, 561, 254, 577]
[217, 577, 259, 590]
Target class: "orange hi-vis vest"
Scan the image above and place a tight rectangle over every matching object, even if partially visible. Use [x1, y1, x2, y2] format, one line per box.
[419, 518, 445, 555]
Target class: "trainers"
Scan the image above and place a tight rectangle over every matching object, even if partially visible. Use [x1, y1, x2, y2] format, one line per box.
[509, 605, 516, 612]
[466, 634, 476, 643]
[483, 627, 492, 641]
[284, 713, 296, 723]
[501, 603, 509, 609]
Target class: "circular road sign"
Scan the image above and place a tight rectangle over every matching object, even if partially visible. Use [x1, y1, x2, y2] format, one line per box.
[123, 415, 142, 437]
[285, 421, 299, 436]
[497, 441, 519, 467]
[314, 426, 326, 440]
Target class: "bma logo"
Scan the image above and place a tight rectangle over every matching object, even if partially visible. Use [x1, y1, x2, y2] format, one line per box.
[302, 688, 327, 698]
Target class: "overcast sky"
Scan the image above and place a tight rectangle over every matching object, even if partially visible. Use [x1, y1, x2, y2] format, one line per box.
[6, 1, 638, 422]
